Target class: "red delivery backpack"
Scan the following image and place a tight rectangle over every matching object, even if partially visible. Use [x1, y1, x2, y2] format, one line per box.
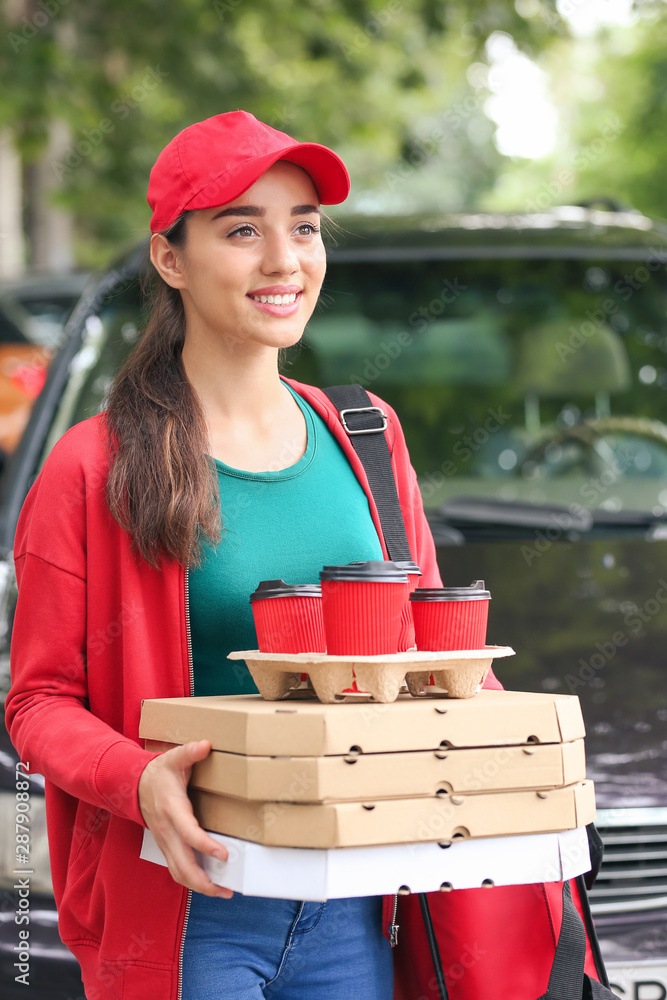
[324, 385, 617, 1000]
[393, 867, 615, 999]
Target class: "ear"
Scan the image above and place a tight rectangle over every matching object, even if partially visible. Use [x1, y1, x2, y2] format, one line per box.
[150, 233, 187, 289]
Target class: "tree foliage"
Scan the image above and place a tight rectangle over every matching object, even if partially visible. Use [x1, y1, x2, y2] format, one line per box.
[482, 5, 667, 224]
[0, 0, 570, 265]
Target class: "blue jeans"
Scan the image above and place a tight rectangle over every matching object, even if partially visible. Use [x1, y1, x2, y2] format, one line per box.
[181, 889, 394, 999]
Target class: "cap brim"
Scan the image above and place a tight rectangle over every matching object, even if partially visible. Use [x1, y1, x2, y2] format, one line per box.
[277, 143, 350, 205]
[183, 141, 350, 216]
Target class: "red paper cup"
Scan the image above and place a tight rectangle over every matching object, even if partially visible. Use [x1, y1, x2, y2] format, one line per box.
[250, 580, 325, 654]
[411, 581, 491, 651]
[393, 561, 422, 651]
[319, 562, 409, 655]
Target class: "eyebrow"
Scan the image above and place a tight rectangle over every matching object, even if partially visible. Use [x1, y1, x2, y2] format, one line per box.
[210, 203, 321, 221]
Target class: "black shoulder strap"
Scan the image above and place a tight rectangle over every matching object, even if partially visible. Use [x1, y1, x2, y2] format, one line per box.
[325, 385, 449, 995]
[538, 880, 614, 1000]
[322, 384, 412, 562]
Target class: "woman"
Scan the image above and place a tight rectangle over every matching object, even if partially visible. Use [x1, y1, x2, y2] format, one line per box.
[5, 111, 446, 1000]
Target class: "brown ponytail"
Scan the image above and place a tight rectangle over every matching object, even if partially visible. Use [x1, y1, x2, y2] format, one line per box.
[105, 213, 220, 568]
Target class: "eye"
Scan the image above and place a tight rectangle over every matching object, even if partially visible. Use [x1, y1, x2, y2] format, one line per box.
[228, 224, 258, 238]
[295, 222, 320, 236]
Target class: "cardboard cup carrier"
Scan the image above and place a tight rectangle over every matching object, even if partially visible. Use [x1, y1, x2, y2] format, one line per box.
[238, 569, 508, 703]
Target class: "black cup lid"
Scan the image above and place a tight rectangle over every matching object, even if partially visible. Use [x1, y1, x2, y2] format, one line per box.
[410, 580, 491, 602]
[348, 559, 421, 576]
[250, 579, 322, 602]
[320, 561, 409, 583]
[392, 560, 422, 576]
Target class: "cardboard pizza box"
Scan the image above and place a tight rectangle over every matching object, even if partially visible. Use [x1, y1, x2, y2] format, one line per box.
[188, 780, 596, 848]
[139, 689, 585, 757]
[145, 738, 586, 802]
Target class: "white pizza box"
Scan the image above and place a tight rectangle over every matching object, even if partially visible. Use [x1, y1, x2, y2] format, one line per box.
[140, 825, 591, 901]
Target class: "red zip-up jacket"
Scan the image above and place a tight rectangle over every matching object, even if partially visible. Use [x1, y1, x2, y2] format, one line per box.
[6, 377, 502, 1000]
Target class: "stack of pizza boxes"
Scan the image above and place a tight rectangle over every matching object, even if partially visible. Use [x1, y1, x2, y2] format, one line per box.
[139, 687, 595, 896]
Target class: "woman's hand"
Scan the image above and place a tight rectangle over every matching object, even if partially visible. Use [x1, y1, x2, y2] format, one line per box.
[138, 739, 233, 898]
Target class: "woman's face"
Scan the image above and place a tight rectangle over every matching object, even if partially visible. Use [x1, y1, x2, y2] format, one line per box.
[153, 161, 327, 353]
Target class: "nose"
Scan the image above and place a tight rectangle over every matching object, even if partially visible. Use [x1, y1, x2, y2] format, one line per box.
[260, 230, 299, 276]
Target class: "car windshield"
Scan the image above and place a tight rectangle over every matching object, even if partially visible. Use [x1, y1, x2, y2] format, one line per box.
[286, 256, 667, 518]
[44, 251, 667, 519]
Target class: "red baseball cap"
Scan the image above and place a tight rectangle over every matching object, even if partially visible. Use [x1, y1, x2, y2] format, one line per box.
[147, 110, 350, 233]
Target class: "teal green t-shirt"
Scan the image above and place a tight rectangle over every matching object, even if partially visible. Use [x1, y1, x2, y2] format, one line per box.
[188, 382, 384, 696]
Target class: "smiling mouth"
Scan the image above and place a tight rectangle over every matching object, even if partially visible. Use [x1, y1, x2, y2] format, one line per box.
[249, 292, 299, 305]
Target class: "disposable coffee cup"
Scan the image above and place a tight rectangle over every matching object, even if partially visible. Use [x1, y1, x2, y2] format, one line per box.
[319, 561, 409, 655]
[410, 580, 491, 651]
[250, 580, 326, 654]
[393, 560, 422, 651]
[349, 559, 421, 651]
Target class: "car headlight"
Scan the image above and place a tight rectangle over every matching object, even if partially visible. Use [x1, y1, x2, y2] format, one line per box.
[0, 786, 54, 895]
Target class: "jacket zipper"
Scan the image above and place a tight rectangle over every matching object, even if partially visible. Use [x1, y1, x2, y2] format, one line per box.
[178, 515, 398, 974]
[389, 892, 399, 947]
[177, 567, 195, 1000]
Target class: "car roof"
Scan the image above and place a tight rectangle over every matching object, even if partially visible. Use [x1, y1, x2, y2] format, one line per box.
[0, 272, 90, 300]
[112, 204, 667, 279]
[324, 205, 667, 260]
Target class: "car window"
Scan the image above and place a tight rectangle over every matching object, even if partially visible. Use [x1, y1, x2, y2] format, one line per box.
[0, 301, 29, 345]
[42, 254, 667, 516]
[41, 278, 146, 457]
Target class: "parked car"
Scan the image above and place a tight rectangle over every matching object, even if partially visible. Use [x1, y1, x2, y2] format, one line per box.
[0, 296, 52, 472]
[0, 272, 90, 348]
[0, 273, 90, 480]
[1, 204, 667, 998]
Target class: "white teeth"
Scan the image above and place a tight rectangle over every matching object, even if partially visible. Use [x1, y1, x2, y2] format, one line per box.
[252, 292, 299, 304]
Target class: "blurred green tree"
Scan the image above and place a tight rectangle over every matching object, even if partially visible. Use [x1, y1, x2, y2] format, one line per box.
[482, 4, 667, 224]
[0, 0, 567, 270]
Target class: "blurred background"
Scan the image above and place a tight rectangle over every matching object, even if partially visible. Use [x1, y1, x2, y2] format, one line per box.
[2, 10, 667, 993]
[0, 0, 665, 274]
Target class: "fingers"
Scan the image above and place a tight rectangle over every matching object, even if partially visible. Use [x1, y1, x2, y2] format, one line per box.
[159, 743, 230, 863]
[167, 841, 232, 898]
[162, 809, 233, 898]
[174, 802, 230, 864]
[165, 739, 213, 768]
[141, 746, 232, 897]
